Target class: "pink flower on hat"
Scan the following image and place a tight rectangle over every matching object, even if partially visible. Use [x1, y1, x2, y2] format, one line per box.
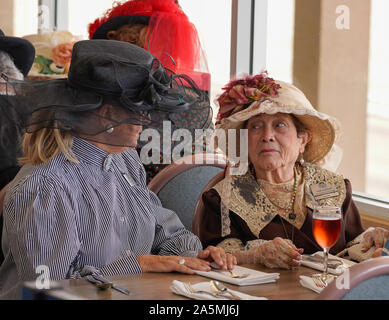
[52, 41, 76, 70]
[217, 72, 281, 121]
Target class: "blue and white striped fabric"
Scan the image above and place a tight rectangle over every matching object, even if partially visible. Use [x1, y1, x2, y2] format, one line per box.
[0, 137, 202, 299]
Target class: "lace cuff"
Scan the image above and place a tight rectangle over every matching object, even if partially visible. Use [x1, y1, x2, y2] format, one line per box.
[243, 239, 268, 251]
[346, 227, 375, 248]
[217, 238, 268, 253]
[217, 238, 245, 253]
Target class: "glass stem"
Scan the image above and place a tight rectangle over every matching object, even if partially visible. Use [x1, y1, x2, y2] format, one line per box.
[323, 248, 329, 282]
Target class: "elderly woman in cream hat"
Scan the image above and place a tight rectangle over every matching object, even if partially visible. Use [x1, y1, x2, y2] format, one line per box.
[197, 72, 388, 269]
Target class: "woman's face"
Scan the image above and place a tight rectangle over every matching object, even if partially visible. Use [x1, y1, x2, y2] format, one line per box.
[247, 113, 310, 175]
[93, 105, 143, 152]
[117, 123, 143, 148]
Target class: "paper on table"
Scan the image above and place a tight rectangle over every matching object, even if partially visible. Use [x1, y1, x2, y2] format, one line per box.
[170, 280, 267, 300]
[195, 265, 279, 286]
[301, 252, 356, 275]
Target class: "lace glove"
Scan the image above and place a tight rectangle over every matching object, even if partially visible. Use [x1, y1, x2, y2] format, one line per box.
[361, 227, 389, 252]
[243, 239, 269, 250]
[337, 227, 389, 261]
[233, 237, 303, 269]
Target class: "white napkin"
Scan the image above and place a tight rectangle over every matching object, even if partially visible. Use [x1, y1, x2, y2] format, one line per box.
[300, 251, 356, 275]
[299, 275, 336, 294]
[194, 265, 279, 286]
[170, 280, 267, 300]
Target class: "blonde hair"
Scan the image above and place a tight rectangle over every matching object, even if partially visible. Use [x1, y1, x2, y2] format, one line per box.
[19, 126, 78, 165]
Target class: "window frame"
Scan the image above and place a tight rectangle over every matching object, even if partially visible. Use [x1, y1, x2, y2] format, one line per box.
[353, 192, 389, 220]
[230, 0, 268, 77]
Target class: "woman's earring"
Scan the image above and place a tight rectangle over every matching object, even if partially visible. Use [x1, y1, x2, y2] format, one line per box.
[106, 125, 114, 134]
[299, 153, 305, 166]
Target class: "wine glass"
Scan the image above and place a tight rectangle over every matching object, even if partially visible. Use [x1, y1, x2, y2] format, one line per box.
[312, 206, 342, 285]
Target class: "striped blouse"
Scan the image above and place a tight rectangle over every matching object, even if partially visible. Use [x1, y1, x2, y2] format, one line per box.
[0, 137, 202, 299]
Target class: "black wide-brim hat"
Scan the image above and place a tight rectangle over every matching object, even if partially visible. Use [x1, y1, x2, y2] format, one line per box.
[0, 39, 212, 147]
[92, 15, 150, 40]
[0, 29, 35, 77]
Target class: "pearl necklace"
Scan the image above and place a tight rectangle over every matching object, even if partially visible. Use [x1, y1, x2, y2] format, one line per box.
[257, 167, 299, 221]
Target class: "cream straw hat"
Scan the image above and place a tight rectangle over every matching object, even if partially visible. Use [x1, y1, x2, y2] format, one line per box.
[215, 74, 341, 164]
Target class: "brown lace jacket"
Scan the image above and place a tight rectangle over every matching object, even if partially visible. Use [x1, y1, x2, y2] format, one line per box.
[198, 163, 364, 255]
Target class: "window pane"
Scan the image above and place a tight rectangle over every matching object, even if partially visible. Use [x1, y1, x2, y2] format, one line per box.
[12, 0, 38, 36]
[366, 0, 389, 199]
[179, 0, 231, 117]
[265, 0, 295, 83]
[67, 0, 117, 38]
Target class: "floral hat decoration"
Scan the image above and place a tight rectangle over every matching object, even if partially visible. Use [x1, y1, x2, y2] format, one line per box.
[216, 72, 281, 122]
[214, 72, 341, 165]
[22, 31, 81, 80]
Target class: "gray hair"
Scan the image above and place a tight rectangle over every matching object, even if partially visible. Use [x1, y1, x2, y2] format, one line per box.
[0, 50, 24, 80]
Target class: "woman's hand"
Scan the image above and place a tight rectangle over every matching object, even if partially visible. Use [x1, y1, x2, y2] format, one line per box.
[236, 237, 303, 269]
[197, 245, 237, 270]
[361, 227, 389, 257]
[136, 255, 212, 274]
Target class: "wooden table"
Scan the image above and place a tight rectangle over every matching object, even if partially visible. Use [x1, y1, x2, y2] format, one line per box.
[42, 264, 318, 300]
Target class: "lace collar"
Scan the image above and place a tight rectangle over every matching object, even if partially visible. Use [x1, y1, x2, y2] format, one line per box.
[213, 162, 346, 237]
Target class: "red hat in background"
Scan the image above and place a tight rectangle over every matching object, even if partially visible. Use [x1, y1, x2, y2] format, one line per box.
[88, 0, 210, 91]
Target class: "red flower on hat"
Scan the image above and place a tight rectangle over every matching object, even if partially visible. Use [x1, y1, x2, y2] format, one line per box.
[217, 72, 281, 121]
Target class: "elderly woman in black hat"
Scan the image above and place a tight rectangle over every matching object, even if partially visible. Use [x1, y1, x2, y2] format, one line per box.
[0, 29, 35, 189]
[0, 40, 235, 299]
